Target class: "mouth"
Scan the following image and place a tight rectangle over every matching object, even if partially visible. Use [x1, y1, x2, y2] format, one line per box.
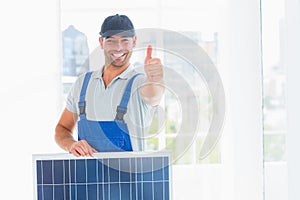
[111, 52, 126, 59]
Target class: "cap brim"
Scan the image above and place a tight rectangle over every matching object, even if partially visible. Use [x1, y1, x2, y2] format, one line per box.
[100, 29, 135, 38]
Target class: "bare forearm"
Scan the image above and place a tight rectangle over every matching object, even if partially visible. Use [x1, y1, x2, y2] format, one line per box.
[55, 124, 76, 152]
[140, 81, 164, 106]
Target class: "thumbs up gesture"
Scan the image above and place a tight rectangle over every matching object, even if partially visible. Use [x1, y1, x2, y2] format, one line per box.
[144, 45, 164, 83]
[140, 45, 164, 106]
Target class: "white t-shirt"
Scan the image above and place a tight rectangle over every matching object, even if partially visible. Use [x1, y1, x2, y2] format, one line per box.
[66, 65, 154, 151]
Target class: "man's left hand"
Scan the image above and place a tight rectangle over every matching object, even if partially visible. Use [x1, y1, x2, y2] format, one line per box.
[144, 45, 164, 83]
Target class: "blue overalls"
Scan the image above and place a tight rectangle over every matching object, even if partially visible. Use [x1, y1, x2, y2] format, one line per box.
[77, 71, 141, 152]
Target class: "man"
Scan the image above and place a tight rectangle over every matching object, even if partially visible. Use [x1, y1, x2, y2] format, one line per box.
[55, 14, 164, 157]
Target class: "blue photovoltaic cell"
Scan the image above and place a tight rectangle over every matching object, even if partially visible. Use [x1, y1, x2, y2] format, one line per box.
[34, 152, 171, 200]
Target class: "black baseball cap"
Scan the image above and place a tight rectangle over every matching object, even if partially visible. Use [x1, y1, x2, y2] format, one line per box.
[99, 14, 135, 38]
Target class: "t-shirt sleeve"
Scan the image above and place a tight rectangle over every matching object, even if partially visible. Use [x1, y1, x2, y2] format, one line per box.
[65, 73, 86, 114]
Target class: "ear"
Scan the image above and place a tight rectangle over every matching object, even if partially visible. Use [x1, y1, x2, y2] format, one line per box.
[132, 36, 137, 48]
[99, 37, 104, 49]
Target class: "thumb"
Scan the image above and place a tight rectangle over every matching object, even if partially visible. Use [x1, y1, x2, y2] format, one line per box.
[144, 45, 152, 64]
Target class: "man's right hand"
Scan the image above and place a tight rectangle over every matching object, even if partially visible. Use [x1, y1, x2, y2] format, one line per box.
[68, 140, 97, 157]
[55, 108, 97, 157]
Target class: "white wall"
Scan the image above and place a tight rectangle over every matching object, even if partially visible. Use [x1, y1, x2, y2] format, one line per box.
[0, 0, 61, 198]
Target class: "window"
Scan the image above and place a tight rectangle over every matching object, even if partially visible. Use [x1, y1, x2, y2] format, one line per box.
[59, 0, 290, 199]
[60, 1, 226, 198]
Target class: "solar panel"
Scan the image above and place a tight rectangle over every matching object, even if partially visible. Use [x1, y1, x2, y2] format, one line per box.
[32, 151, 172, 200]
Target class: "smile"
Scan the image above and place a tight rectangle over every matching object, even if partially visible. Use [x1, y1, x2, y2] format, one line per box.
[112, 53, 126, 58]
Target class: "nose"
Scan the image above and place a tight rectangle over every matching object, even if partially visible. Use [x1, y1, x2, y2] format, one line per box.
[115, 41, 122, 51]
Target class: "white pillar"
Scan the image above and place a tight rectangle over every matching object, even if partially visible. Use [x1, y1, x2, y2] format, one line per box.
[221, 0, 264, 199]
[286, 0, 300, 199]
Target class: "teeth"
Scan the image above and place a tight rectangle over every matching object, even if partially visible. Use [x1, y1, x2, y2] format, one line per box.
[113, 53, 124, 58]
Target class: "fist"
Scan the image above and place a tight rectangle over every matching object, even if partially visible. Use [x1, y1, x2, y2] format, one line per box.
[144, 45, 163, 83]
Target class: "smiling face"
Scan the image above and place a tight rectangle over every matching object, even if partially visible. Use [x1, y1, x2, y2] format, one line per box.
[99, 35, 136, 68]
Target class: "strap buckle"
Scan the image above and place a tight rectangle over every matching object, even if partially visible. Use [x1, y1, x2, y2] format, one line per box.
[78, 101, 86, 115]
[115, 106, 127, 122]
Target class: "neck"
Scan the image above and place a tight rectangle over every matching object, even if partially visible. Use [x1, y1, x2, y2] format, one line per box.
[102, 63, 130, 87]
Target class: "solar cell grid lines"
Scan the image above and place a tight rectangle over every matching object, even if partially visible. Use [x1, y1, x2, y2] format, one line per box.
[33, 151, 172, 200]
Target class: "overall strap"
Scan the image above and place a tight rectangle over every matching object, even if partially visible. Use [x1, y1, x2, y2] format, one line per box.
[78, 71, 93, 119]
[115, 73, 142, 122]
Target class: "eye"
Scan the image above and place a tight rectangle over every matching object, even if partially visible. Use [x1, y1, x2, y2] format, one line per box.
[105, 39, 116, 44]
[121, 39, 130, 44]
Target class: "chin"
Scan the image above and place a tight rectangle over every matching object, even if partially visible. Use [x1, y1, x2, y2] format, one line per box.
[111, 61, 126, 68]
